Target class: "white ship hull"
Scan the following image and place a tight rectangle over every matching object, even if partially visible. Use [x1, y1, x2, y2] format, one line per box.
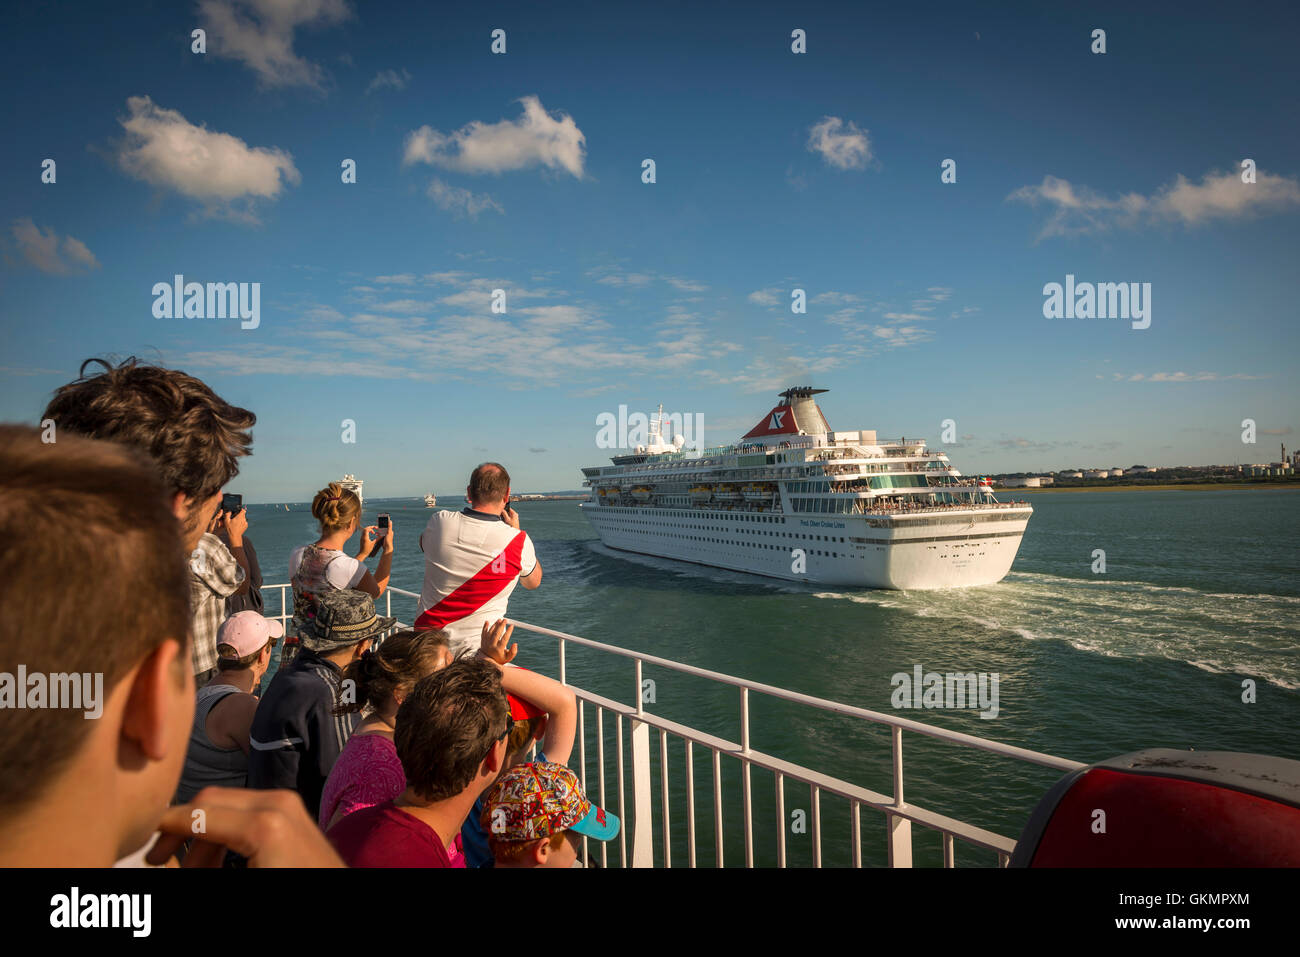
[581, 503, 1030, 589]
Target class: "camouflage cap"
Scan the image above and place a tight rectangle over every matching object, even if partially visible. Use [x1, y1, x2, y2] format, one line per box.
[299, 589, 396, 653]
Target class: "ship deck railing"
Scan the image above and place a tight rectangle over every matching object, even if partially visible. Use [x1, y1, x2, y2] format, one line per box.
[263, 583, 1082, 867]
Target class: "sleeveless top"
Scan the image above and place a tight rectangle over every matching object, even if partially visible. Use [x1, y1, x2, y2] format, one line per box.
[291, 545, 345, 628]
[286, 544, 364, 667]
[175, 683, 249, 803]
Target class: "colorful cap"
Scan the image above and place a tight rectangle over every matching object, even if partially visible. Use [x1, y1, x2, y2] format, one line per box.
[482, 761, 620, 843]
[216, 611, 285, 659]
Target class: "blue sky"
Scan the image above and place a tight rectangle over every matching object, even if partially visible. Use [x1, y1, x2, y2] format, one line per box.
[1, 0, 1297, 500]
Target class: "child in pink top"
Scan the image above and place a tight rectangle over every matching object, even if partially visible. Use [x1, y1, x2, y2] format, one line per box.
[319, 732, 406, 828]
[320, 632, 452, 827]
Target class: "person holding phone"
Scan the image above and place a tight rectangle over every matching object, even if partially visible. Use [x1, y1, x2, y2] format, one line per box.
[214, 494, 263, 618]
[414, 463, 541, 657]
[190, 499, 250, 687]
[285, 483, 394, 667]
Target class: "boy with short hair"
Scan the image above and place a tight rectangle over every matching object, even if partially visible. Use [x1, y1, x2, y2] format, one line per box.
[327, 657, 510, 867]
[0, 425, 339, 867]
[482, 761, 620, 868]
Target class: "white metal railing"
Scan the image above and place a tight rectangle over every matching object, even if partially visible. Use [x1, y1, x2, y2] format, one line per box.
[264, 582, 1084, 868]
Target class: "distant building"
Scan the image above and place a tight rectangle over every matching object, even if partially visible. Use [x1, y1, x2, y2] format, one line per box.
[1001, 477, 1043, 488]
[1109, 468, 1125, 477]
[1059, 470, 1083, 479]
[1084, 469, 1110, 479]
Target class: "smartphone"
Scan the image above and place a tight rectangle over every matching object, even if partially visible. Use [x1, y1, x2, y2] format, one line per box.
[221, 493, 242, 515]
[374, 513, 390, 552]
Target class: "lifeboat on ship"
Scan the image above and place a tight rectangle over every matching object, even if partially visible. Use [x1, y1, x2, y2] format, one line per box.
[690, 485, 713, 503]
[713, 485, 741, 502]
[742, 483, 774, 502]
[631, 486, 653, 502]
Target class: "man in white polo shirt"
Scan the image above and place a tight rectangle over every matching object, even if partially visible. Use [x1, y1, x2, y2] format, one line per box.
[415, 463, 542, 655]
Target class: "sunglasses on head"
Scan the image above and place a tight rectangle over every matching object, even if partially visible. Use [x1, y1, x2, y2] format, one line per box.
[483, 713, 514, 761]
[496, 714, 515, 743]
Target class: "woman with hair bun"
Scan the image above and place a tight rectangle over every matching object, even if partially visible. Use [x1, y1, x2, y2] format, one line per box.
[284, 482, 394, 666]
[318, 630, 452, 833]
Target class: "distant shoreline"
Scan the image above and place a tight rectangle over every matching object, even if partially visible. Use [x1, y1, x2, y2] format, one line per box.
[1009, 483, 1300, 493]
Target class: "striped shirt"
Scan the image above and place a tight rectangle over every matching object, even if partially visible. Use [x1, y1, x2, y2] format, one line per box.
[416, 508, 537, 655]
[246, 647, 358, 820]
[188, 533, 246, 676]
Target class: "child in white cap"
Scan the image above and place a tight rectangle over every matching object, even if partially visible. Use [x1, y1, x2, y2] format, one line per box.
[174, 611, 283, 803]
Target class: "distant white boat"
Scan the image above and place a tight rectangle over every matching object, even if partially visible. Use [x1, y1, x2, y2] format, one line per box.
[424, 493, 437, 507]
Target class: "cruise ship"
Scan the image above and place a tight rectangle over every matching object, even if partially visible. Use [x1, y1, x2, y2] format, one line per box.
[338, 474, 363, 505]
[579, 387, 1032, 589]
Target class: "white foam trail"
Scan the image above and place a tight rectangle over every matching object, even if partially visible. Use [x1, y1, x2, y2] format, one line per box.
[812, 571, 1299, 689]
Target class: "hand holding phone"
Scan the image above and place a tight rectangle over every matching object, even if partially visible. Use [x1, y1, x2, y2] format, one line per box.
[373, 513, 391, 554]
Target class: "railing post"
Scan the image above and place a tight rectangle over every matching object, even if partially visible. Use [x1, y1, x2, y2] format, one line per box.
[629, 714, 653, 867]
[626, 657, 654, 867]
[888, 724, 913, 868]
[740, 687, 753, 867]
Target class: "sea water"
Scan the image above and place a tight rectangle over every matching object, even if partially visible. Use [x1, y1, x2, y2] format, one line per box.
[239, 489, 1300, 867]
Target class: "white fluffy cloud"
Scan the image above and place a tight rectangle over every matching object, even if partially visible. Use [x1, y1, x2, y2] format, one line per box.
[807, 116, 872, 170]
[403, 96, 586, 178]
[1009, 168, 1300, 239]
[198, 0, 351, 89]
[115, 96, 300, 221]
[11, 219, 100, 275]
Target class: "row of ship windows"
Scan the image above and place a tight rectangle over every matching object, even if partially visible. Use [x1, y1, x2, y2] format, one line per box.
[600, 507, 784, 523]
[604, 524, 857, 558]
[593, 514, 849, 543]
[891, 513, 1025, 527]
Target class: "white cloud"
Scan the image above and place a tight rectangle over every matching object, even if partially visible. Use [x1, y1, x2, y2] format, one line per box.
[1144, 371, 1265, 382]
[811, 291, 863, 305]
[11, 219, 100, 275]
[371, 299, 430, 314]
[115, 96, 300, 221]
[426, 178, 504, 218]
[807, 116, 872, 170]
[403, 96, 586, 178]
[595, 272, 652, 286]
[1008, 168, 1300, 239]
[366, 68, 410, 94]
[748, 288, 782, 307]
[198, 0, 350, 89]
